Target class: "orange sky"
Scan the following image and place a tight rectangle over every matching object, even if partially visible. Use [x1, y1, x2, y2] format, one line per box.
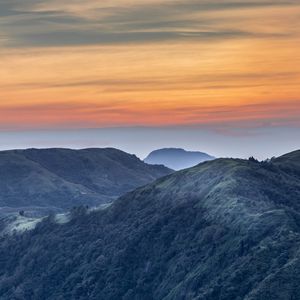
[0, 0, 299, 130]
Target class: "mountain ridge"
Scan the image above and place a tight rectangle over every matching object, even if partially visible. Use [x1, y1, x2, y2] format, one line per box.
[0, 151, 300, 300]
[0, 150, 299, 299]
[144, 148, 215, 170]
[0, 147, 173, 215]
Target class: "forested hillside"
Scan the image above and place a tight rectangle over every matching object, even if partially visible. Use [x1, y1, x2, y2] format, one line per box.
[0, 148, 172, 215]
[0, 151, 300, 299]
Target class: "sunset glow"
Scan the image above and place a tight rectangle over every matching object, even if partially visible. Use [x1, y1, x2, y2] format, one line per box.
[0, 0, 299, 131]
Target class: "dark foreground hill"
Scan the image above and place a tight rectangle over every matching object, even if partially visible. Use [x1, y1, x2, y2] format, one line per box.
[144, 148, 214, 170]
[0, 151, 300, 299]
[0, 148, 172, 215]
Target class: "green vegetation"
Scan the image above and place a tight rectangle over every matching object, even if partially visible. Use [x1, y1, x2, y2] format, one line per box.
[0, 151, 300, 299]
[0, 148, 172, 215]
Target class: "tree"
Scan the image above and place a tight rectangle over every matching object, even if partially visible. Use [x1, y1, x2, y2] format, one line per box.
[248, 156, 258, 163]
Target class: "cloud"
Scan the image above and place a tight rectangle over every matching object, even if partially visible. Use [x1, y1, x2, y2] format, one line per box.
[0, 99, 299, 131]
[0, 0, 299, 135]
[7, 30, 263, 47]
[1, 71, 296, 91]
[1, 0, 299, 47]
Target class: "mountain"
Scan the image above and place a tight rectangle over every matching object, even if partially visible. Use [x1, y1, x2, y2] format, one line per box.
[144, 148, 215, 170]
[0, 151, 300, 299]
[0, 148, 172, 216]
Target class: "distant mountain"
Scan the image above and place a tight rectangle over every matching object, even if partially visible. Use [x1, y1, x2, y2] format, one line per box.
[0, 148, 172, 215]
[0, 151, 300, 299]
[144, 148, 215, 170]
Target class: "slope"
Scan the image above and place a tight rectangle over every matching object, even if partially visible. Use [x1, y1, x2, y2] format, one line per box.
[0, 148, 172, 215]
[0, 151, 300, 299]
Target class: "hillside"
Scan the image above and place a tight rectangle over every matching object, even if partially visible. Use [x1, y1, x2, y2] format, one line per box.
[0, 151, 300, 299]
[144, 148, 215, 170]
[0, 148, 172, 215]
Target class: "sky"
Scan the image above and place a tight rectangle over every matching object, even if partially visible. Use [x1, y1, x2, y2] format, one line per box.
[0, 0, 300, 158]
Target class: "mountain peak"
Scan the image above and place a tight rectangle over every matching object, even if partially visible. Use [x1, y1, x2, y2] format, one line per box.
[144, 148, 215, 170]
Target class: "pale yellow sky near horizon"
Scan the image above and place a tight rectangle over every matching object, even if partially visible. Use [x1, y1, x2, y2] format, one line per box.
[0, 0, 299, 130]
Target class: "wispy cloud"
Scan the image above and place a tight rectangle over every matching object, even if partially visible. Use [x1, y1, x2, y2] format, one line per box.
[1, 0, 299, 47]
[0, 0, 299, 133]
[0, 99, 299, 131]
[0, 71, 297, 91]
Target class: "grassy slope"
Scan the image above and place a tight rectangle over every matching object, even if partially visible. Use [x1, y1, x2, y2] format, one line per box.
[0, 148, 172, 212]
[0, 151, 299, 299]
